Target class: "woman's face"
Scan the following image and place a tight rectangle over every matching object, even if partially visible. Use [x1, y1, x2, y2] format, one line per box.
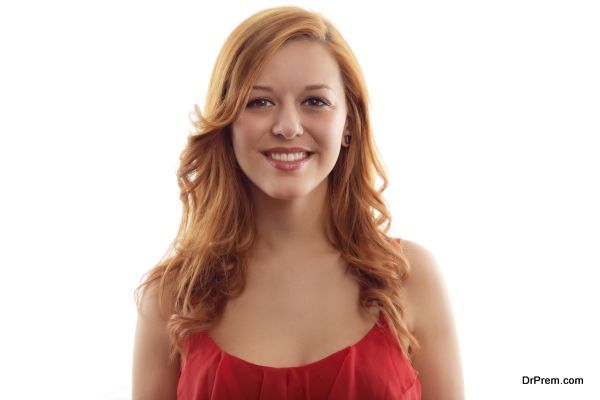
[231, 39, 348, 201]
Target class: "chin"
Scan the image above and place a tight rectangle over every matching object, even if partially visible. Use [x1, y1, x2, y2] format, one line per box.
[263, 187, 311, 200]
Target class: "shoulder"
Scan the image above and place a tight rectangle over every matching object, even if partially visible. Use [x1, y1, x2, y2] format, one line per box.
[395, 238, 451, 335]
[133, 280, 180, 399]
[391, 238, 446, 333]
[396, 239, 445, 310]
[137, 279, 177, 322]
[394, 238, 465, 399]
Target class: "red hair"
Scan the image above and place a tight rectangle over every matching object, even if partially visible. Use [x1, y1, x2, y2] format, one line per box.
[134, 5, 420, 366]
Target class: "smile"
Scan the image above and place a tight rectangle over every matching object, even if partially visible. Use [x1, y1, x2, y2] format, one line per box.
[261, 152, 314, 171]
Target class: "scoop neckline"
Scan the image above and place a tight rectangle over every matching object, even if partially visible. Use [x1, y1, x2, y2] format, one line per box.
[204, 311, 384, 370]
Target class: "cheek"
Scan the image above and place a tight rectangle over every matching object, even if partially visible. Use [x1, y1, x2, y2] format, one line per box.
[231, 124, 255, 152]
[232, 117, 266, 140]
[312, 127, 343, 150]
[233, 114, 344, 151]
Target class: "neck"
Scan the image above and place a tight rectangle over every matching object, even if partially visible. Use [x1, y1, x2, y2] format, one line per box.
[249, 179, 335, 258]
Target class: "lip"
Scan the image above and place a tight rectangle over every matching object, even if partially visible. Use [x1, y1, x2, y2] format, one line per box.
[262, 152, 313, 171]
[262, 146, 314, 155]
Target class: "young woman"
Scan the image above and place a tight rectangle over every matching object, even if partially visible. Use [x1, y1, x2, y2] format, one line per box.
[132, 6, 463, 400]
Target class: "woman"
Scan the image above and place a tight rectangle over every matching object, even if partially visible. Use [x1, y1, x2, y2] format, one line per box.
[132, 6, 463, 400]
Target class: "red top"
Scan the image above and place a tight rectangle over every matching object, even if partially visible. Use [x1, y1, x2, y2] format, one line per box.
[177, 239, 421, 400]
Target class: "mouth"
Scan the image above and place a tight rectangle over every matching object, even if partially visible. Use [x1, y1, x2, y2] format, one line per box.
[261, 151, 315, 160]
[260, 151, 315, 171]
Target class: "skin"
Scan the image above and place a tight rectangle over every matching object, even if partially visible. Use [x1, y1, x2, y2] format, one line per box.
[401, 239, 465, 399]
[231, 38, 349, 260]
[231, 38, 464, 398]
[132, 38, 464, 399]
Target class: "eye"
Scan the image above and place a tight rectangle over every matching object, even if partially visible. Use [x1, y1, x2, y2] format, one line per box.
[246, 97, 330, 108]
[247, 98, 273, 108]
[305, 97, 329, 107]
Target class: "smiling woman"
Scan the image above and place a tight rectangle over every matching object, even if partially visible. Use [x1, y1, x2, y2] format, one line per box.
[132, 5, 463, 400]
[232, 38, 348, 201]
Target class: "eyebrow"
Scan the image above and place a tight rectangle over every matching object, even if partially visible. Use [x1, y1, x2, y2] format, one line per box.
[251, 84, 334, 92]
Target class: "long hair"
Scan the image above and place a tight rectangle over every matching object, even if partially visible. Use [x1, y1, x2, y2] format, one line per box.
[134, 5, 420, 366]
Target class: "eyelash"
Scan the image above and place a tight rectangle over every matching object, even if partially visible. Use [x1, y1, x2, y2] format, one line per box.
[246, 97, 329, 108]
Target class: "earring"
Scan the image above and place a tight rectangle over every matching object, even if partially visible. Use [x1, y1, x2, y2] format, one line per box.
[344, 134, 351, 145]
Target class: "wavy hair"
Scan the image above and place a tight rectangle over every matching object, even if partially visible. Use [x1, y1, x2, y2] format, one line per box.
[134, 5, 420, 366]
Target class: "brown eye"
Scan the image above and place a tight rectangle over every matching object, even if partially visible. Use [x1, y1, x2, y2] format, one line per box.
[247, 98, 272, 108]
[306, 97, 328, 107]
[246, 97, 329, 108]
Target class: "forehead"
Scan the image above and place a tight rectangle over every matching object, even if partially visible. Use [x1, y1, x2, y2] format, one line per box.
[252, 39, 344, 94]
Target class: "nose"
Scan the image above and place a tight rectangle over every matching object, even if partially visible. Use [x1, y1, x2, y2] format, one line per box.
[271, 101, 303, 139]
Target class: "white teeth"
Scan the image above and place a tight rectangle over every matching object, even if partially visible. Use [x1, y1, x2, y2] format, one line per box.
[268, 152, 309, 161]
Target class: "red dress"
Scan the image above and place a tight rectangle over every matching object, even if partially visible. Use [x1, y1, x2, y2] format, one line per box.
[177, 239, 421, 399]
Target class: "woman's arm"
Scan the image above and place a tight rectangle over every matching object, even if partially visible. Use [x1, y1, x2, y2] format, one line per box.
[132, 282, 180, 400]
[401, 239, 465, 400]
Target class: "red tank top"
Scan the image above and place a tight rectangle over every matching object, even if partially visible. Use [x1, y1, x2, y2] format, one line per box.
[177, 239, 421, 399]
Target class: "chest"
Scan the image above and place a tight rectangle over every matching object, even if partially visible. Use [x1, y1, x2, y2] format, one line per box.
[205, 257, 383, 368]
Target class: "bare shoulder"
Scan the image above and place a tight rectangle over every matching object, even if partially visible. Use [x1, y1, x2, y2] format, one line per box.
[137, 280, 176, 321]
[396, 238, 465, 400]
[132, 280, 180, 400]
[397, 239, 446, 319]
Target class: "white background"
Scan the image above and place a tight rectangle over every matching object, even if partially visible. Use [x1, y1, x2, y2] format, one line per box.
[1, 1, 598, 399]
